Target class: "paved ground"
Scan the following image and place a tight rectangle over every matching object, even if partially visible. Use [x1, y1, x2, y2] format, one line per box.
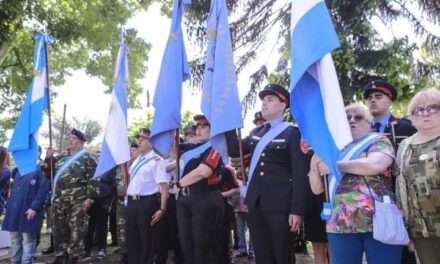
[0, 231, 315, 264]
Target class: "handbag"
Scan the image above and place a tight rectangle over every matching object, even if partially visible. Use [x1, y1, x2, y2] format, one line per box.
[362, 176, 410, 245]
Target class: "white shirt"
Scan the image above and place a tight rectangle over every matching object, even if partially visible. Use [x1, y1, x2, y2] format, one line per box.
[127, 151, 169, 196]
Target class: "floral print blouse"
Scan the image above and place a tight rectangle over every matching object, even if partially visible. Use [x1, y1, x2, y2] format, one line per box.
[327, 136, 395, 233]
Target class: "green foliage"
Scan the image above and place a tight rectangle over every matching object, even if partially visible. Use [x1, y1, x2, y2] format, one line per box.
[177, 0, 439, 118]
[0, 0, 154, 141]
[41, 115, 102, 151]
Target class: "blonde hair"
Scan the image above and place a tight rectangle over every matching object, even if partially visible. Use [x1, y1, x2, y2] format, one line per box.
[345, 103, 372, 122]
[407, 88, 440, 116]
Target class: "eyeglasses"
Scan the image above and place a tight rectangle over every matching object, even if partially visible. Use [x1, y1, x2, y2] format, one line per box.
[411, 104, 440, 117]
[347, 114, 365, 122]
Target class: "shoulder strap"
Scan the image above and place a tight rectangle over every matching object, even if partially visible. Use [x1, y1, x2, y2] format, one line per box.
[240, 122, 290, 198]
[51, 149, 87, 201]
[179, 142, 211, 178]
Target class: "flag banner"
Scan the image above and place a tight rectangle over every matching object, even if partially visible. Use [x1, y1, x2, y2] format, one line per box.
[150, 0, 191, 157]
[94, 33, 130, 177]
[289, 0, 352, 202]
[202, 0, 243, 159]
[8, 33, 54, 176]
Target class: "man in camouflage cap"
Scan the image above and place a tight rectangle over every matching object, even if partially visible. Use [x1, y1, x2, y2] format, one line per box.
[49, 129, 98, 264]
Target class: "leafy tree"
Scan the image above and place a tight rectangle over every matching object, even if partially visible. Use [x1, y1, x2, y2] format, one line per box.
[41, 115, 102, 152]
[0, 0, 154, 141]
[128, 110, 197, 143]
[169, 0, 440, 114]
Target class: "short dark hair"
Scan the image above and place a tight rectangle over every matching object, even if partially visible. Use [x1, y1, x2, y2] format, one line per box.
[139, 128, 151, 136]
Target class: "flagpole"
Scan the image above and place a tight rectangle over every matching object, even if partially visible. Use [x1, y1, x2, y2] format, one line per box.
[59, 104, 67, 152]
[323, 174, 330, 202]
[43, 34, 54, 192]
[122, 163, 129, 193]
[44, 37, 53, 150]
[236, 129, 247, 183]
[43, 33, 56, 234]
[174, 128, 181, 180]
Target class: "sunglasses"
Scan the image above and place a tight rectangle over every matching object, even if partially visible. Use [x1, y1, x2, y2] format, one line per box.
[411, 104, 440, 117]
[347, 114, 365, 122]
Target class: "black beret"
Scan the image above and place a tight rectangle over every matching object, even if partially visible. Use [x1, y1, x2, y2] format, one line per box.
[258, 84, 290, 108]
[70, 128, 86, 142]
[363, 80, 397, 101]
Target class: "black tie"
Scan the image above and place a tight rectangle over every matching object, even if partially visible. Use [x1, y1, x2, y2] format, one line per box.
[373, 122, 381, 132]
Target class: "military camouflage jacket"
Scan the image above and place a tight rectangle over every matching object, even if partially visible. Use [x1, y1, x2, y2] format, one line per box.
[52, 151, 99, 202]
[396, 135, 440, 238]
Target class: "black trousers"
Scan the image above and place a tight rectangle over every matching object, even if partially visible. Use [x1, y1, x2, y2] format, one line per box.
[85, 202, 109, 252]
[109, 199, 117, 245]
[176, 192, 220, 264]
[248, 207, 293, 264]
[214, 196, 230, 264]
[126, 195, 160, 264]
[156, 194, 183, 264]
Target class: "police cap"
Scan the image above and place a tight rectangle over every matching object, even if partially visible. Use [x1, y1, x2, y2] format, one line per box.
[258, 84, 290, 108]
[253, 111, 265, 124]
[194, 114, 210, 126]
[363, 80, 397, 101]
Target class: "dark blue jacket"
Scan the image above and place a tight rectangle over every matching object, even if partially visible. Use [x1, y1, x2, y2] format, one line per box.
[2, 169, 49, 234]
[0, 167, 11, 210]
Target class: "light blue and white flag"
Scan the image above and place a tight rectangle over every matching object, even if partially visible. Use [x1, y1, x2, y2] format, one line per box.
[289, 0, 352, 204]
[8, 33, 54, 176]
[150, 0, 191, 157]
[94, 34, 130, 177]
[202, 0, 243, 159]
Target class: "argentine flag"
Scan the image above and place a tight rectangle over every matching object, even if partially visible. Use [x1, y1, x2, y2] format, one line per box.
[8, 33, 54, 176]
[289, 0, 352, 202]
[94, 36, 130, 177]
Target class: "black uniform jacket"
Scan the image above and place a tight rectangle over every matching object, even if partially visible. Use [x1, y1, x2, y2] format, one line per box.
[226, 124, 308, 215]
[384, 115, 417, 146]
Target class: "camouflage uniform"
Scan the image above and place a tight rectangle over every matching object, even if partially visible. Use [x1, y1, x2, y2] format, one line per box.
[52, 150, 98, 259]
[115, 167, 127, 256]
[396, 136, 440, 238]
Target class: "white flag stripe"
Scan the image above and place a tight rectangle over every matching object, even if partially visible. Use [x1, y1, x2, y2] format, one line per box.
[31, 68, 47, 103]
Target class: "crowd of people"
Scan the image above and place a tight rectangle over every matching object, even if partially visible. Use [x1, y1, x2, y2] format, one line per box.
[0, 81, 439, 264]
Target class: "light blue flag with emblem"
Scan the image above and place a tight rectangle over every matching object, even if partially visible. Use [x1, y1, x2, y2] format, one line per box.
[94, 33, 131, 177]
[202, 0, 243, 158]
[8, 33, 54, 176]
[150, 0, 191, 157]
[289, 0, 352, 208]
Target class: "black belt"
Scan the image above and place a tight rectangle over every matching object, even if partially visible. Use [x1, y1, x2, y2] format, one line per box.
[179, 188, 218, 197]
[127, 193, 159, 201]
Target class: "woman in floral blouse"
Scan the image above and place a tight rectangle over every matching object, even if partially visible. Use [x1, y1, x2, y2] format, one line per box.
[309, 104, 403, 264]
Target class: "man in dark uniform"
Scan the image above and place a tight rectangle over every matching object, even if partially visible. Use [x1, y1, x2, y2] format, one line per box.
[364, 80, 417, 264]
[174, 115, 224, 264]
[226, 84, 309, 264]
[364, 80, 417, 146]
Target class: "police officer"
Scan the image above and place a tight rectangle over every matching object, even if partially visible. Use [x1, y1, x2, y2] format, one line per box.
[174, 115, 224, 264]
[49, 129, 98, 264]
[125, 128, 169, 264]
[364, 80, 417, 264]
[226, 84, 309, 264]
[364, 79, 417, 146]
